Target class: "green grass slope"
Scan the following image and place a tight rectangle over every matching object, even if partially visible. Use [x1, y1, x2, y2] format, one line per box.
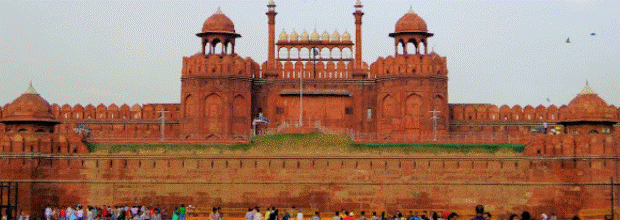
[87, 133, 524, 155]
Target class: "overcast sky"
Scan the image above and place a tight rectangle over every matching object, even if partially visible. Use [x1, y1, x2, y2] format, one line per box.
[1, 0, 619, 107]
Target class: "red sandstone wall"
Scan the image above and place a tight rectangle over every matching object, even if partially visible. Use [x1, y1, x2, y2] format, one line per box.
[526, 133, 619, 156]
[47, 103, 181, 143]
[2, 155, 618, 219]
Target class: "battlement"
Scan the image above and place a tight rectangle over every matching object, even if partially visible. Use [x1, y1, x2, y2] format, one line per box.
[450, 104, 618, 122]
[371, 54, 447, 78]
[182, 53, 260, 77]
[49, 103, 181, 121]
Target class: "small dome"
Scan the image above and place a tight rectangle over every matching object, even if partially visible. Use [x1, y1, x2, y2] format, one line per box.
[1, 83, 56, 123]
[355, 0, 363, 9]
[394, 7, 428, 33]
[201, 7, 236, 34]
[300, 30, 309, 41]
[331, 30, 341, 42]
[289, 29, 299, 42]
[562, 83, 616, 122]
[321, 30, 330, 41]
[342, 31, 351, 41]
[310, 29, 320, 41]
[279, 29, 288, 42]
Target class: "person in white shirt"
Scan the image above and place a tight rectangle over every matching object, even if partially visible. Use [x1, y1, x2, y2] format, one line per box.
[66, 207, 72, 220]
[45, 207, 53, 220]
[76, 207, 84, 220]
[296, 210, 303, 220]
[253, 208, 262, 220]
[87, 208, 93, 220]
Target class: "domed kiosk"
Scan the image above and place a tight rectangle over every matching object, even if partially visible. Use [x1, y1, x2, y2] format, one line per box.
[197, 7, 241, 55]
[389, 7, 434, 55]
[557, 82, 618, 135]
[1, 82, 58, 133]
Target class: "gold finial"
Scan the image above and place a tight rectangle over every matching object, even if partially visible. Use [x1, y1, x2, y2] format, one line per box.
[579, 80, 596, 95]
[215, 7, 223, 15]
[24, 81, 38, 95]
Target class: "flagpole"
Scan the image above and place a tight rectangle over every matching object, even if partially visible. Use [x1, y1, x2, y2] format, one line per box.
[299, 69, 303, 127]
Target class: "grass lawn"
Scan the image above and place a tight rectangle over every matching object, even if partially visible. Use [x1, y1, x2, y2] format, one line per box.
[87, 133, 524, 154]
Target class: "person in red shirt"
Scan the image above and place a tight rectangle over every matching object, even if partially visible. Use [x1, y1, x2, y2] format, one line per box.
[344, 212, 355, 220]
[102, 206, 109, 220]
[60, 207, 66, 220]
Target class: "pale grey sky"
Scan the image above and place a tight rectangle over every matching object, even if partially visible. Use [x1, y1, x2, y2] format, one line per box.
[1, 0, 619, 107]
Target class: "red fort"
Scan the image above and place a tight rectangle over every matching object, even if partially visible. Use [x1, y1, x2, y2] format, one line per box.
[1, 1, 619, 219]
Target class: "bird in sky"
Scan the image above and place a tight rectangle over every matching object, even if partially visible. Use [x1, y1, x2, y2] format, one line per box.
[566, 37, 570, 43]
[591, 33, 596, 36]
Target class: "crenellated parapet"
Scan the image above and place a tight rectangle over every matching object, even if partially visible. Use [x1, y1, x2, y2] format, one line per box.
[182, 53, 260, 77]
[51, 103, 181, 121]
[526, 133, 619, 156]
[370, 53, 447, 78]
[45, 103, 184, 142]
[450, 104, 564, 123]
[259, 59, 368, 79]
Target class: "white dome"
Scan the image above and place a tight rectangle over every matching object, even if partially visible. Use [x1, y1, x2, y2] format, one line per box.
[342, 31, 351, 41]
[321, 30, 330, 41]
[310, 29, 320, 41]
[331, 30, 340, 42]
[300, 30, 309, 41]
[278, 29, 288, 41]
[289, 29, 298, 41]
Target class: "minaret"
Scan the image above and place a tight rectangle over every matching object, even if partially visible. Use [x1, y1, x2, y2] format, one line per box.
[352, 0, 366, 78]
[265, 0, 279, 78]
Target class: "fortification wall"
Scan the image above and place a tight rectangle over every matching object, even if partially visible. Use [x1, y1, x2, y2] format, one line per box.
[43, 103, 182, 143]
[2, 155, 618, 219]
[449, 104, 620, 144]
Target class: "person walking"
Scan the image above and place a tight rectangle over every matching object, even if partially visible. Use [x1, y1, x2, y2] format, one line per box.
[470, 206, 485, 220]
[246, 209, 254, 220]
[310, 212, 320, 220]
[282, 210, 290, 220]
[45, 206, 53, 220]
[296, 210, 303, 220]
[343, 212, 354, 220]
[178, 205, 185, 220]
[171, 209, 179, 220]
[253, 208, 262, 220]
[370, 212, 379, 220]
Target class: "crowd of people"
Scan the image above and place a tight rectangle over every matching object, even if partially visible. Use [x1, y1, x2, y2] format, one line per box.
[235, 205, 573, 220]
[30, 204, 189, 220]
[0, 204, 586, 220]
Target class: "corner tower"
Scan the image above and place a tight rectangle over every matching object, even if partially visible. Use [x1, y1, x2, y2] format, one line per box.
[371, 8, 448, 142]
[180, 8, 259, 142]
